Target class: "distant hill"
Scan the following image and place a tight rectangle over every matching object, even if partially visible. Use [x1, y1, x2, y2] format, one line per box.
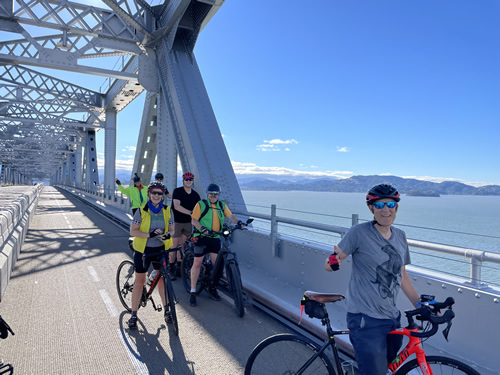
[238, 175, 500, 196]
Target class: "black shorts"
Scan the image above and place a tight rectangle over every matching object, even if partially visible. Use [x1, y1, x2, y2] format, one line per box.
[133, 245, 164, 273]
[193, 236, 221, 258]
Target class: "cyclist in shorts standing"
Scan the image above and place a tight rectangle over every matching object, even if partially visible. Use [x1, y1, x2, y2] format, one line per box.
[189, 183, 245, 307]
[127, 182, 174, 330]
[170, 172, 201, 279]
[324, 183, 420, 375]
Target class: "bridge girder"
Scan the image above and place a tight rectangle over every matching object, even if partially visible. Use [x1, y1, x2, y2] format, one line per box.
[0, 0, 237, 210]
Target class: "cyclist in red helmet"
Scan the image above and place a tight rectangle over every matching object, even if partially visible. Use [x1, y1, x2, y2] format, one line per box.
[127, 182, 174, 330]
[324, 183, 420, 375]
[169, 171, 201, 279]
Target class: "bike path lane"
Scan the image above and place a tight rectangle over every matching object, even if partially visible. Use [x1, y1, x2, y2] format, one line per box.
[0, 186, 300, 375]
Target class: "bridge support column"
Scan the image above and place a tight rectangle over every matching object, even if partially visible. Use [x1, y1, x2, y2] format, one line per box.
[104, 109, 117, 197]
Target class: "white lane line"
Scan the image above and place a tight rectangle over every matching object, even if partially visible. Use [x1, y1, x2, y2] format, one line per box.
[88, 265, 100, 282]
[117, 329, 149, 375]
[99, 289, 118, 318]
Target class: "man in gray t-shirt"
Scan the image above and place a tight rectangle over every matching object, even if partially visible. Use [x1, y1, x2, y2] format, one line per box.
[324, 184, 420, 375]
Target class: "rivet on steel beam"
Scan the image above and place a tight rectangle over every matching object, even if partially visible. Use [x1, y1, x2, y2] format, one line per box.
[475, 293, 480, 299]
[457, 288, 463, 293]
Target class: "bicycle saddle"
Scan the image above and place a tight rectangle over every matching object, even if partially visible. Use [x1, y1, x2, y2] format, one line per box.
[304, 291, 345, 304]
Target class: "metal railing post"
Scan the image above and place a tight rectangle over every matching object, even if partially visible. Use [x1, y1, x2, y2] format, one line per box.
[270, 204, 278, 257]
[470, 255, 482, 287]
[352, 214, 359, 227]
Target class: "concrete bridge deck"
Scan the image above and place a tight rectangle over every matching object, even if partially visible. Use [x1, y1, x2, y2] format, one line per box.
[0, 186, 304, 375]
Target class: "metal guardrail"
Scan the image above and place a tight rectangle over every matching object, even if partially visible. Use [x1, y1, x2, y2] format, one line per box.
[234, 205, 500, 288]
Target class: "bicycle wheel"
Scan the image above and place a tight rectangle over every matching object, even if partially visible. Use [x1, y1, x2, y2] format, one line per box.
[180, 249, 203, 294]
[395, 355, 480, 375]
[226, 263, 244, 317]
[116, 260, 135, 312]
[245, 333, 335, 375]
[165, 276, 179, 336]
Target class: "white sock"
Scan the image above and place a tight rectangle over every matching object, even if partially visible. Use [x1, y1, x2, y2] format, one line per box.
[190, 288, 196, 293]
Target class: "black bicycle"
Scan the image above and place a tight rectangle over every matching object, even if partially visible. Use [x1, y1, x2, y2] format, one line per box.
[116, 236, 179, 335]
[0, 316, 14, 375]
[181, 218, 253, 317]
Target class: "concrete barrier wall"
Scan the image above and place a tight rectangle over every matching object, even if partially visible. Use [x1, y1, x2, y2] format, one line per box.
[0, 184, 43, 301]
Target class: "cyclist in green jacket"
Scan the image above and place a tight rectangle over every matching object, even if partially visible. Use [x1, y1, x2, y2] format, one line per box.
[115, 173, 148, 215]
[189, 183, 246, 307]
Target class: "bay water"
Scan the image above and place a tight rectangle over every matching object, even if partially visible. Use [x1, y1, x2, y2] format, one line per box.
[241, 191, 500, 287]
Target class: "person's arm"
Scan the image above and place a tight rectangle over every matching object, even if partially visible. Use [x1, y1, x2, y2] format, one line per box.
[401, 266, 420, 308]
[228, 214, 240, 225]
[116, 183, 129, 195]
[324, 245, 348, 271]
[173, 199, 193, 216]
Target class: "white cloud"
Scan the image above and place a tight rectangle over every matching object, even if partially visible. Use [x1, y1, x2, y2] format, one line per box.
[122, 146, 136, 152]
[231, 161, 353, 178]
[257, 138, 298, 152]
[337, 147, 348, 152]
[265, 138, 298, 145]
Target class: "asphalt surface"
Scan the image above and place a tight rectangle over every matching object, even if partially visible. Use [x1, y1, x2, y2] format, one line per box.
[0, 186, 301, 375]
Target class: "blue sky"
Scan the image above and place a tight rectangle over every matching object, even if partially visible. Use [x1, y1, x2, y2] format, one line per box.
[19, 0, 497, 186]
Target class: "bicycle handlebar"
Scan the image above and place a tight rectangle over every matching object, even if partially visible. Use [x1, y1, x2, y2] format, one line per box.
[203, 218, 253, 237]
[405, 296, 455, 339]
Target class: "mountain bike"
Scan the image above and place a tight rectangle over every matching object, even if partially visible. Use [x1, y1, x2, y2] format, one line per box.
[244, 291, 480, 375]
[116, 237, 179, 335]
[180, 218, 253, 317]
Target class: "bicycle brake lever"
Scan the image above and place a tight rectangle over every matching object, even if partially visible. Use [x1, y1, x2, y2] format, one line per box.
[442, 320, 452, 341]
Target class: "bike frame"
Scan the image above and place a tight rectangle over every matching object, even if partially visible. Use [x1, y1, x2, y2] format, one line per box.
[144, 249, 175, 308]
[387, 327, 430, 374]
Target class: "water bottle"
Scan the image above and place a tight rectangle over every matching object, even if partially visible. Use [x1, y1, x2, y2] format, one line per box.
[147, 270, 158, 286]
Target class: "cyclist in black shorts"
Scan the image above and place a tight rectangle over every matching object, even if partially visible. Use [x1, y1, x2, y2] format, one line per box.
[127, 182, 174, 329]
[189, 183, 246, 307]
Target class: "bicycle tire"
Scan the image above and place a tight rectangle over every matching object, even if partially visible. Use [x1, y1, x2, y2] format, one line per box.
[180, 249, 203, 294]
[165, 276, 179, 336]
[226, 263, 244, 317]
[245, 333, 336, 375]
[116, 260, 135, 312]
[395, 355, 480, 375]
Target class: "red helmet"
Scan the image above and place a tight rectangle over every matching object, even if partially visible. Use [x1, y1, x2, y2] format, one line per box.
[183, 172, 194, 179]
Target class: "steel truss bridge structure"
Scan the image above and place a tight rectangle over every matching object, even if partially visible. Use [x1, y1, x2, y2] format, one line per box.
[0, 0, 246, 211]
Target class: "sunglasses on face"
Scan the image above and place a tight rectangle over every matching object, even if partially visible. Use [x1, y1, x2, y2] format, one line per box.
[208, 193, 219, 197]
[373, 201, 397, 209]
[150, 191, 164, 196]
[184, 178, 193, 181]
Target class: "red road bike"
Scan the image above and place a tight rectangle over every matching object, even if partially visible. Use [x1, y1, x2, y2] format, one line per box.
[245, 291, 479, 374]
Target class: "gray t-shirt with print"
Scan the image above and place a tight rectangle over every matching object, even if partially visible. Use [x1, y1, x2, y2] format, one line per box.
[338, 221, 410, 319]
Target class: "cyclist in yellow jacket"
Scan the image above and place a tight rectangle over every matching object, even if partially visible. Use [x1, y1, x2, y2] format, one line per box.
[127, 182, 174, 330]
[115, 173, 148, 214]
